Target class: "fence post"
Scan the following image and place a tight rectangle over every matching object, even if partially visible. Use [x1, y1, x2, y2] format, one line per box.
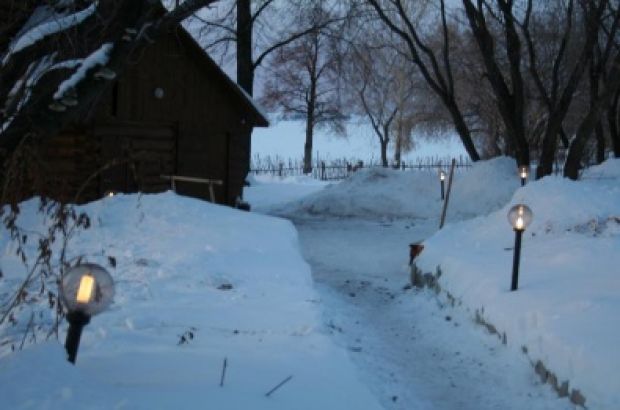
[439, 158, 456, 229]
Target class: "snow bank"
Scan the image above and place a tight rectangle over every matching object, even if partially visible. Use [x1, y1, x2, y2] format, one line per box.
[417, 158, 620, 409]
[0, 192, 381, 409]
[275, 156, 518, 220]
[244, 174, 332, 213]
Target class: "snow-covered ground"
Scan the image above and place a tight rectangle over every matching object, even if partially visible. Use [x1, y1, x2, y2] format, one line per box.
[416, 160, 620, 409]
[266, 157, 518, 221]
[0, 193, 381, 409]
[1, 152, 618, 409]
[252, 119, 468, 164]
[246, 157, 619, 409]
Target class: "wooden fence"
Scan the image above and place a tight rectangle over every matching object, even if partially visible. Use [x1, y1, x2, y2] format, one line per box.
[250, 151, 609, 181]
[250, 154, 472, 181]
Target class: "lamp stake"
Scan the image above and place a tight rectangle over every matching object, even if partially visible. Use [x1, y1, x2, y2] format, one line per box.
[65, 311, 90, 364]
[511, 229, 523, 291]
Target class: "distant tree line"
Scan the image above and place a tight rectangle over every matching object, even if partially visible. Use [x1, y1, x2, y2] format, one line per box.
[1, 0, 618, 181]
[199, 0, 620, 179]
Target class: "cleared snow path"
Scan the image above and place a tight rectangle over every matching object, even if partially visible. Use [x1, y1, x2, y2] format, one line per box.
[291, 217, 574, 410]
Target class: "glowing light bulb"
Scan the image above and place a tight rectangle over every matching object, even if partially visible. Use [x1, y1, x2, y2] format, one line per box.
[515, 216, 524, 230]
[76, 274, 95, 304]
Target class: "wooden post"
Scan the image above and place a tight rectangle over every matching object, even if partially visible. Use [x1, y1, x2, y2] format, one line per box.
[439, 158, 456, 229]
[208, 182, 216, 203]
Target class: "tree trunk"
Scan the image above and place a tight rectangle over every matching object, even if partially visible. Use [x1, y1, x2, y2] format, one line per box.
[565, 51, 620, 178]
[236, 0, 253, 96]
[536, 125, 560, 178]
[565, 78, 620, 178]
[394, 136, 402, 168]
[303, 79, 317, 174]
[303, 113, 314, 174]
[446, 100, 480, 162]
[608, 88, 620, 157]
[380, 123, 389, 167]
[462, 0, 528, 168]
[380, 140, 388, 167]
[595, 122, 606, 164]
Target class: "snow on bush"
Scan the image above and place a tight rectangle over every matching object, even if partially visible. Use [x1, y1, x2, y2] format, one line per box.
[417, 158, 620, 409]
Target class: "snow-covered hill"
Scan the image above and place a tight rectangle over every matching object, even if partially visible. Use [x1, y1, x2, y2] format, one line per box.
[265, 156, 518, 221]
[0, 193, 381, 410]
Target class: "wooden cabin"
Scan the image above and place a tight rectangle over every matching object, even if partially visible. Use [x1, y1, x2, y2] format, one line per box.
[36, 26, 268, 205]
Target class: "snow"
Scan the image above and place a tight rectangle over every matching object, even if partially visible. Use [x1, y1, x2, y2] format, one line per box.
[293, 218, 572, 410]
[54, 43, 114, 100]
[1, 53, 57, 133]
[245, 174, 331, 213]
[247, 156, 620, 408]
[267, 156, 517, 220]
[252, 119, 468, 164]
[2, 2, 98, 66]
[416, 159, 620, 409]
[0, 192, 381, 409]
[1, 129, 617, 408]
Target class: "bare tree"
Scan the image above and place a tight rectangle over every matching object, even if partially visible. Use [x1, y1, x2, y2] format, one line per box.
[462, 0, 531, 168]
[462, 0, 617, 179]
[189, 0, 344, 95]
[346, 39, 416, 167]
[365, 0, 481, 162]
[259, 4, 344, 174]
[519, 0, 611, 177]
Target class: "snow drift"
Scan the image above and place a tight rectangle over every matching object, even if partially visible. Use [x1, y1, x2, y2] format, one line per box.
[0, 192, 381, 409]
[417, 159, 620, 409]
[272, 156, 518, 221]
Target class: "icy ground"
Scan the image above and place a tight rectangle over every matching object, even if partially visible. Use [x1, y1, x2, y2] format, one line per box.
[246, 157, 619, 409]
[292, 218, 573, 410]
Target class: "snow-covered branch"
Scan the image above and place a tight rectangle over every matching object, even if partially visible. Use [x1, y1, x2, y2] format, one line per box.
[0, 0, 218, 151]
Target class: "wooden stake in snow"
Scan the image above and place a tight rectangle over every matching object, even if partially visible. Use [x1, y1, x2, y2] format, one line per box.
[439, 158, 456, 229]
[219, 357, 227, 387]
[265, 375, 293, 397]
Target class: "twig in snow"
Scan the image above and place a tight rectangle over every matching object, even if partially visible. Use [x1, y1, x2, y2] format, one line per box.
[18, 312, 35, 351]
[265, 375, 293, 397]
[219, 357, 227, 387]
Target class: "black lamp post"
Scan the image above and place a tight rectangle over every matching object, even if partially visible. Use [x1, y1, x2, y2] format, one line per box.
[439, 170, 446, 200]
[60, 263, 115, 364]
[518, 165, 529, 187]
[507, 204, 533, 291]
